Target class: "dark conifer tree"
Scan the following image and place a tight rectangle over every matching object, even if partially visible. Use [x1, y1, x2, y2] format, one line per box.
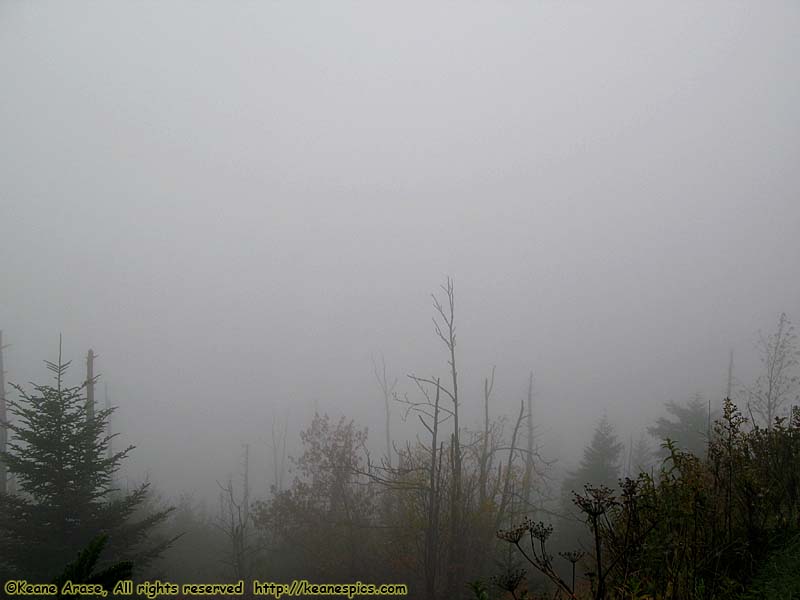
[0, 343, 174, 581]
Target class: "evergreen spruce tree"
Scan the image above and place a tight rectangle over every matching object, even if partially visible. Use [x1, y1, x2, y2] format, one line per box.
[567, 415, 624, 491]
[0, 343, 174, 581]
[556, 415, 624, 552]
[647, 395, 713, 459]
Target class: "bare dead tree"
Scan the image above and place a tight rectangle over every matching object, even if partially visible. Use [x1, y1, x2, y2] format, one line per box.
[746, 313, 799, 429]
[85, 349, 96, 419]
[726, 349, 734, 400]
[373, 353, 398, 468]
[423, 379, 443, 600]
[216, 445, 255, 580]
[270, 411, 288, 493]
[478, 366, 495, 509]
[430, 277, 464, 594]
[494, 399, 526, 533]
[243, 443, 250, 526]
[360, 374, 452, 600]
[216, 477, 249, 580]
[522, 371, 535, 512]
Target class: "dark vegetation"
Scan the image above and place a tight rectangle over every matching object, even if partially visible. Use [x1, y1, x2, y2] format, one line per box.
[0, 341, 174, 587]
[0, 284, 797, 599]
[499, 400, 800, 599]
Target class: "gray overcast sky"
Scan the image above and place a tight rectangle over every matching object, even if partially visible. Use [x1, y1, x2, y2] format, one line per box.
[2, 2, 799, 498]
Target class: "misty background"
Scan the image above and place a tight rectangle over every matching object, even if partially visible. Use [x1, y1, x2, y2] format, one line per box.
[1, 2, 799, 502]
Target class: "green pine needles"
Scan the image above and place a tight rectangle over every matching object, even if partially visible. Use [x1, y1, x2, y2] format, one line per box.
[0, 340, 174, 581]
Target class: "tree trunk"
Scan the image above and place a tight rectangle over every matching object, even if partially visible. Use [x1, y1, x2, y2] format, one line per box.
[0, 331, 7, 494]
[522, 371, 535, 512]
[424, 380, 441, 600]
[85, 349, 95, 419]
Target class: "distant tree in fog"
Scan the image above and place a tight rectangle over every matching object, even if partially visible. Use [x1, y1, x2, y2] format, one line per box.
[629, 432, 656, 475]
[566, 415, 624, 492]
[555, 415, 624, 574]
[647, 395, 713, 459]
[372, 353, 397, 469]
[156, 494, 225, 583]
[745, 312, 799, 429]
[252, 413, 381, 582]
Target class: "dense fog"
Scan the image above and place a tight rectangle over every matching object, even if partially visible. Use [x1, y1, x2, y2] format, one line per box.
[1, 3, 799, 598]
